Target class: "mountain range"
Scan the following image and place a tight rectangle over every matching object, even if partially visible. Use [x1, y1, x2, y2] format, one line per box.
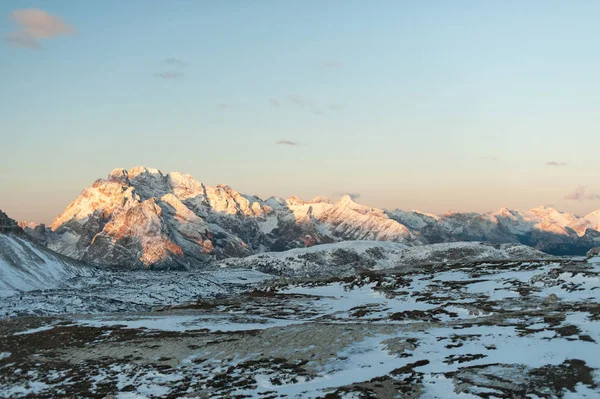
[16, 166, 600, 269]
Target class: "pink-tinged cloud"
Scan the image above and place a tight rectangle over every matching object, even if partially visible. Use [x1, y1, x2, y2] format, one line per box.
[564, 186, 600, 201]
[5, 9, 77, 49]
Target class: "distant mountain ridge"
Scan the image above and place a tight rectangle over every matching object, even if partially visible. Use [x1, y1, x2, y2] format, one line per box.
[19, 166, 600, 269]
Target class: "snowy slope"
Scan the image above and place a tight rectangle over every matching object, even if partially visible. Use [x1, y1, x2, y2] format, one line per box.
[0, 233, 94, 296]
[219, 240, 408, 277]
[0, 267, 272, 317]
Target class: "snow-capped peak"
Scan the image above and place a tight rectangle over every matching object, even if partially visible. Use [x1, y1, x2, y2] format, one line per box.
[310, 196, 332, 204]
[128, 166, 164, 178]
[337, 194, 357, 205]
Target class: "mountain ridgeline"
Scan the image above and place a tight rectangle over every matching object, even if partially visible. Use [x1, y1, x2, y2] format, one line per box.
[19, 167, 600, 269]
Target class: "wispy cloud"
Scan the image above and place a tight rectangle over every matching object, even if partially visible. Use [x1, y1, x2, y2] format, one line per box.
[546, 161, 567, 167]
[564, 186, 600, 201]
[480, 156, 499, 162]
[270, 95, 340, 117]
[165, 58, 185, 67]
[275, 140, 302, 146]
[5, 9, 77, 49]
[217, 103, 231, 110]
[319, 60, 343, 69]
[155, 58, 185, 78]
[271, 95, 335, 117]
[154, 71, 184, 79]
[287, 95, 313, 107]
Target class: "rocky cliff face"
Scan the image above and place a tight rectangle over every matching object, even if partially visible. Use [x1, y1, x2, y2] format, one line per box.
[20, 167, 600, 269]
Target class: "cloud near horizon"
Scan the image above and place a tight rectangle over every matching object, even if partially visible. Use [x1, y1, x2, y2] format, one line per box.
[165, 58, 185, 67]
[275, 140, 302, 146]
[564, 186, 600, 201]
[154, 71, 184, 79]
[335, 192, 361, 200]
[480, 156, 499, 162]
[287, 95, 313, 107]
[546, 161, 567, 166]
[5, 9, 77, 49]
[155, 58, 186, 79]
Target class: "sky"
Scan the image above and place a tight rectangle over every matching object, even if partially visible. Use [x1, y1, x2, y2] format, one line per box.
[1, 0, 600, 224]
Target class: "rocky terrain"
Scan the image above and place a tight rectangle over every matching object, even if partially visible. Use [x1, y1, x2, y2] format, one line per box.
[4, 175, 600, 397]
[18, 167, 600, 269]
[2, 206, 600, 398]
[2, 256, 599, 398]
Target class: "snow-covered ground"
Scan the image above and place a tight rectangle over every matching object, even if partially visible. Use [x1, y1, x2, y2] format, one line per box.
[2, 256, 599, 398]
[0, 267, 271, 317]
[218, 240, 548, 277]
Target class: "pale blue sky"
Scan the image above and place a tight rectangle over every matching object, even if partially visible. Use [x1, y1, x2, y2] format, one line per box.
[1, 1, 600, 223]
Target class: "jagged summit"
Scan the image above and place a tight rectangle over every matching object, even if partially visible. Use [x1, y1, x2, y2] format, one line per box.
[337, 194, 357, 205]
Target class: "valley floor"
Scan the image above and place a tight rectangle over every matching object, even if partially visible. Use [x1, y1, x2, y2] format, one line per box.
[1, 258, 600, 398]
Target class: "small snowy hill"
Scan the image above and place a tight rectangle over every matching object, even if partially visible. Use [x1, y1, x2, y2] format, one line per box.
[397, 241, 549, 266]
[0, 233, 94, 296]
[218, 241, 549, 277]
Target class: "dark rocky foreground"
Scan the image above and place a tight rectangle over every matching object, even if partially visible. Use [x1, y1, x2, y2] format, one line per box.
[2, 257, 600, 398]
